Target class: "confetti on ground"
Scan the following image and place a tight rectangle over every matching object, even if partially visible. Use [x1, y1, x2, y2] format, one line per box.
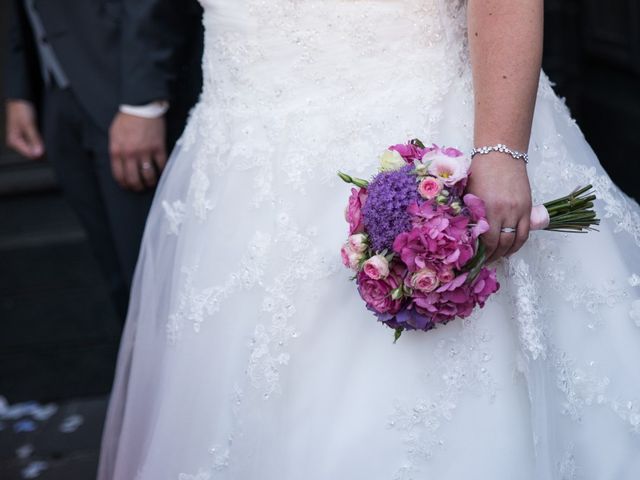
[16, 443, 35, 460]
[59, 414, 84, 433]
[13, 419, 37, 433]
[0, 396, 58, 422]
[21, 461, 49, 479]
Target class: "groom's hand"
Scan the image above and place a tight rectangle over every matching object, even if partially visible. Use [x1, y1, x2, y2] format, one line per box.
[109, 112, 167, 192]
[5, 100, 45, 160]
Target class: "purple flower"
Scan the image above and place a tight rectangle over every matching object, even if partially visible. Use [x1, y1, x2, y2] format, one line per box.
[362, 166, 419, 252]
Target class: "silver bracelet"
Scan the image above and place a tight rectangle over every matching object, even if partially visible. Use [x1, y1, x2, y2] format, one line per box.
[470, 144, 529, 164]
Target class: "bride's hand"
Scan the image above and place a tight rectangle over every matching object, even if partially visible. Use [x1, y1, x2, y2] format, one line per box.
[467, 152, 532, 263]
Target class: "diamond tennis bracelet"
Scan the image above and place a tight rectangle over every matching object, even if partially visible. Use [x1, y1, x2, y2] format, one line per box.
[470, 144, 529, 164]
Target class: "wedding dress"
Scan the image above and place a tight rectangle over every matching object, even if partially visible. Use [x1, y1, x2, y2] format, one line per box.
[98, 1, 640, 479]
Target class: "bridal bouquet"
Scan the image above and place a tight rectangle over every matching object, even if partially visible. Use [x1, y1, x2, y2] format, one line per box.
[339, 139, 599, 341]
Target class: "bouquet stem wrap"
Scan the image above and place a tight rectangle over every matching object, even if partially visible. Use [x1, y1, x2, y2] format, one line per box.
[531, 185, 599, 233]
[530, 204, 551, 231]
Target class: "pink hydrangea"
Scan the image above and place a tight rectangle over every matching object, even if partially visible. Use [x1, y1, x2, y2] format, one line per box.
[408, 267, 499, 325]
[389, 143, 427, 163]
[394, 204, 475, 272]
[470, 267, 500, 306]
[411, 272, 475, 323]
[463, 193, 490, 239]
[437, 267, 455, 283]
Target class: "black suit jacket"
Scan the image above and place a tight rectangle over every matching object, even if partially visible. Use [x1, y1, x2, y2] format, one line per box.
[5, 0, 203, 140]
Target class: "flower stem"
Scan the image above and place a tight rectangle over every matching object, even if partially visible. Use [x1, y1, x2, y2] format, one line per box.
[542, 184, 600, 233]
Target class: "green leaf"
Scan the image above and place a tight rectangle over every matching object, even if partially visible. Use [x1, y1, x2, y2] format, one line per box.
[411, 138, 426, 149]
[390, 286, 404, 300]
[393, 328, 404, 344]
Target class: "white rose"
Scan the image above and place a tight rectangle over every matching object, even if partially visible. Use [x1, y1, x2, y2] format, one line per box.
[379, 149, 407, 172]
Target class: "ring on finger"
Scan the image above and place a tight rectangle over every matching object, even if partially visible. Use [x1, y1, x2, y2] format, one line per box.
[500, 227, 517, 234]
[141, 161, 153, 171]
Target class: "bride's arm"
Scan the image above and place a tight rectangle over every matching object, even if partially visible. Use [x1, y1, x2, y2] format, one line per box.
[466, 0, 544, 262]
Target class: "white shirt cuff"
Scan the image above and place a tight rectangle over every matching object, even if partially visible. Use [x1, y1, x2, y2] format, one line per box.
[119, 101, 169, 119]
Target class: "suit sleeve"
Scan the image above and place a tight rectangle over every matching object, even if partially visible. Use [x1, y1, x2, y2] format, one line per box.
[4, 0, 39, 102]
[120, 0, 202, 106]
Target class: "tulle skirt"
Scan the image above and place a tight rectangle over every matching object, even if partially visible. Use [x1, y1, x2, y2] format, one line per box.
[97, 67, 640, 479]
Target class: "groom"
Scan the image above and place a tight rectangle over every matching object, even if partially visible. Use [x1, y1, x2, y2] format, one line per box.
[4, 0, 203, 319]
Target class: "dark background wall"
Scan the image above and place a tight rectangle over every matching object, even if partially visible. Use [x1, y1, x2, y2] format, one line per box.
[0, 1, 639, 403]
[544, 0, 640, 200]
[0, 0, 121, 403]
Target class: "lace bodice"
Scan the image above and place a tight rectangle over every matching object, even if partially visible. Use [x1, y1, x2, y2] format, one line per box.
[183, 0, 473, 206]
[198, 0, 469, 114]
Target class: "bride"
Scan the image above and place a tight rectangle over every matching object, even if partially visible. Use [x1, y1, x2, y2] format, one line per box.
[98, 0, 640, 478]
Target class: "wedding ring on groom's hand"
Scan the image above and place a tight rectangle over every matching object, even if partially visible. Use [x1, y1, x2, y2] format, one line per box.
[500, 227, 517, 234]
[141, 161, 153, 171]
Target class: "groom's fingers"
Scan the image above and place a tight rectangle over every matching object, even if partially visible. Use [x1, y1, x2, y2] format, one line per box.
[110, 153, 126, 188]
[153, 147, 168, 175]
[139, 153, 158, 188]
[123, 156, 145, 192]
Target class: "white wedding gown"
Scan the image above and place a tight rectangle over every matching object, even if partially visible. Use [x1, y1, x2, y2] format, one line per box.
[98, 1, 640, 479]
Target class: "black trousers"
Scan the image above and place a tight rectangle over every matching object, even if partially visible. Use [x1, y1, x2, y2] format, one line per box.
[42, 86, 154, 320]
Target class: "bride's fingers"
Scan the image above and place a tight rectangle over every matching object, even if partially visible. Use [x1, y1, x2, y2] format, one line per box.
[481, 218, 501, 262]
[506, 216, 530, 257]
[487, 220, 517, 263]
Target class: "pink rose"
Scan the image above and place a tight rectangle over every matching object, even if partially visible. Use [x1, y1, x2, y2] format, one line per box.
[348, 233, 368, 253]
[418, 177, 442, 200]
[363, 254, 390, 280]
[408, 268, 440, 293]
[357, 265, 404, 315]
[341, 243, 364, 271]
[345, 187, 368, 234]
